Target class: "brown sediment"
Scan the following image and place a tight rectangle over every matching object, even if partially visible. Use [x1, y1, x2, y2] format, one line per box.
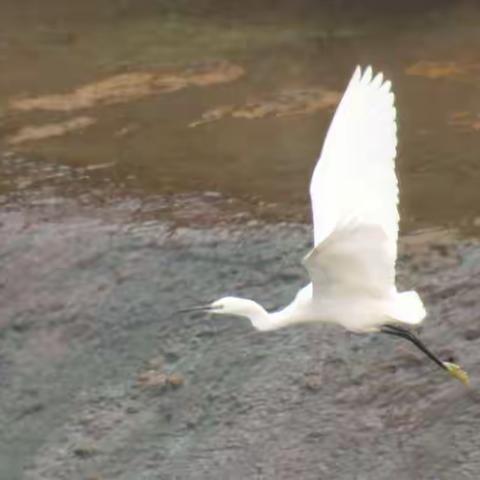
[405, 60, 480, 79]
[9, 60, 245, 113]
[6, 116, 96, 145]
[190, 87, 340, 127]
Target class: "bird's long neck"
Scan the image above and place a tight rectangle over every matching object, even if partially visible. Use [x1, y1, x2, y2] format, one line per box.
[247, 302, 295, 332]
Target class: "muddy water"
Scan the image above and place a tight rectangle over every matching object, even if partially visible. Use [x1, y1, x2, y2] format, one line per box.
[1, 2, 480, 479]
[1, 1, 480, 231]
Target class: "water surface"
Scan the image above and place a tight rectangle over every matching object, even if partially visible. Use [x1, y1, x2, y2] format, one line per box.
[1, 1, 480, 233]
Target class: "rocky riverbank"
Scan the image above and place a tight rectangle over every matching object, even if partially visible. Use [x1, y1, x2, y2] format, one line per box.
[1, 204, 479, 479]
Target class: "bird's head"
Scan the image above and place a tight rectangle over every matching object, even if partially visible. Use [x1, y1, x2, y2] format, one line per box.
[181, 296, 262, 318]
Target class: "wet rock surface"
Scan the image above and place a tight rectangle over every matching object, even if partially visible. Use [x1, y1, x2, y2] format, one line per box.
[1, 208, 479, 480]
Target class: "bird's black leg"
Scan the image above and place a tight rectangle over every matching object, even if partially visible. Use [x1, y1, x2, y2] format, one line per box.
[380, 324, 447, 371]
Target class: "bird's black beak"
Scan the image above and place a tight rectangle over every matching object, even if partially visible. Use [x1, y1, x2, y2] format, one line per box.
[177, 304, 216, 314]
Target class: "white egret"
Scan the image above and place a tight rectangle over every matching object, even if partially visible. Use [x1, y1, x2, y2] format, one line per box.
[185, 66, 469, 385]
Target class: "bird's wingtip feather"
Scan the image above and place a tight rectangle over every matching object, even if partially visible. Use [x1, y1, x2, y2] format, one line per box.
[372, 72, 383, 88]
[352, 66, 362, 82]
[363, 66, 373, 83]
[381, 79, 392, 93]
[355, 66, 392, 91]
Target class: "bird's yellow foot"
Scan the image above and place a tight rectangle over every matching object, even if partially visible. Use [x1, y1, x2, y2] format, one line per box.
[443, 362, 470, 387]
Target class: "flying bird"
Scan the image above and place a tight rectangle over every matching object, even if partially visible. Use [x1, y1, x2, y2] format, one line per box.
[184, 66, 469, 385]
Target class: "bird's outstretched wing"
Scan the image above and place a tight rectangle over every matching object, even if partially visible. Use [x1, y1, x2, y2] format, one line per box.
[303, 222, 394, 298]
[310, 66, 398, 264]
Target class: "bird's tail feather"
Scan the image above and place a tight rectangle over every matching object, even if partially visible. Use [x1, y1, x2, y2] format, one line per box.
[388, 290, 426, 325]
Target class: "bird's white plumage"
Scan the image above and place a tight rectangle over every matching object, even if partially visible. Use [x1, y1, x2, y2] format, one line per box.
[303, 66, 400, 318]
[208, 66, 426, 334]
[310, 66, 398, 263]
[303, 223, 393, 299]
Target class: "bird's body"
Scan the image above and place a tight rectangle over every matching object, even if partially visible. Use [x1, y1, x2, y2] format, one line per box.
[210, 66, 426, 333]
[186, 66, 469, 384]
[217, 275, 422, 334]
[267, 283, 393, 333]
